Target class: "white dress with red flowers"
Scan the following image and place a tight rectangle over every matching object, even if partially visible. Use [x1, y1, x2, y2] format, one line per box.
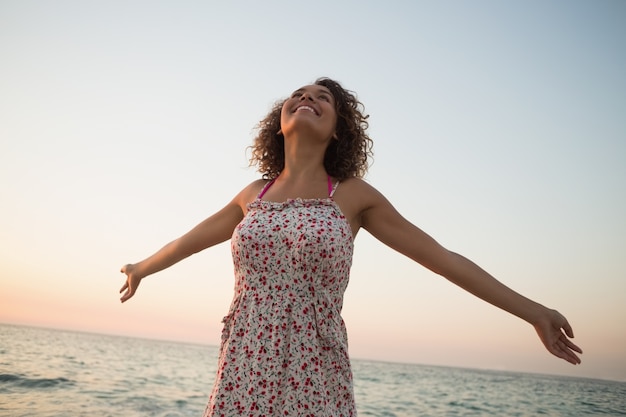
[203, 179, 356, 417]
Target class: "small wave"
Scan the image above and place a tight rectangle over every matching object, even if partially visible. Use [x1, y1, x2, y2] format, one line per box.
[0, 373, 74, 389]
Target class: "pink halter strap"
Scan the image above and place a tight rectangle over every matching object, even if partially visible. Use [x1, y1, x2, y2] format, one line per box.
[257, 178, 275, 199]
[258, 175, 338, 199]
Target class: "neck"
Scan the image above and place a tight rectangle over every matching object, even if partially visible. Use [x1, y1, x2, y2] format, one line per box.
[281, 132, 329, 180]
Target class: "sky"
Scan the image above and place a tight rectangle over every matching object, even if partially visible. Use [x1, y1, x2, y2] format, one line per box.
[1, 0, 625, 383]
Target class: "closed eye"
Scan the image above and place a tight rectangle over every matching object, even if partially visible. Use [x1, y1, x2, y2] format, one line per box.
[289, 88, 333, 104]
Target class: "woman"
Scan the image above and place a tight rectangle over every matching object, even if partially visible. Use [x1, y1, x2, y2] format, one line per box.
[119, 77, 582, 416]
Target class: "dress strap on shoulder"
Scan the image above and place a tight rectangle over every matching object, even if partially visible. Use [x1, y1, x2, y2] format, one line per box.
[257, 178, 276, 200]
[328, 175, 340, 198]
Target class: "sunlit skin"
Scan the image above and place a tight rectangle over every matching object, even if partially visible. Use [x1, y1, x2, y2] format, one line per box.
[120, 84, 583, 365]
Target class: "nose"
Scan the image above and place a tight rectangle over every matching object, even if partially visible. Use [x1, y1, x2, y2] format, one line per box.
[299, 92, 314, 102]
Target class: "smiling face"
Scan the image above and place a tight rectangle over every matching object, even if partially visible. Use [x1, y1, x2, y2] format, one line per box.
[280, 84, 337, 141]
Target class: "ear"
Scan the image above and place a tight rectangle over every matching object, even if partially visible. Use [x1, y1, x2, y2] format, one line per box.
[277, 128, 283, 135]
[332, 133, 338, 140]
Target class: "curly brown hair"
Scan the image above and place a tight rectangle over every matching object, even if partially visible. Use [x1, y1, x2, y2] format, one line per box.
[249, 77, 373, 180]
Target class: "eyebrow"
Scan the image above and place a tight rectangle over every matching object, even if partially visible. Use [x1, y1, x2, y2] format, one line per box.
[292, 87, 333, 98]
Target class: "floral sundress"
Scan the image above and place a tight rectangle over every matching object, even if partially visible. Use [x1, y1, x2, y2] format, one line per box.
[203, 178, 356, 416]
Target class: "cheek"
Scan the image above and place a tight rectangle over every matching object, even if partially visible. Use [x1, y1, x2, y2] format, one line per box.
[326, 105, 338, 125]
[279, 103, 291, 126]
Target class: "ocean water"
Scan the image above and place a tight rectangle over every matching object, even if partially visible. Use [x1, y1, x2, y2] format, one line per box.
[1, 324, 624, 417]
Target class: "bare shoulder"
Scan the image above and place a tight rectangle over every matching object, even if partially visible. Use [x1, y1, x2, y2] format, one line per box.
[333, 177, 389, 235]
[233, 178, 269, 214]
[335, 177, 387, 206]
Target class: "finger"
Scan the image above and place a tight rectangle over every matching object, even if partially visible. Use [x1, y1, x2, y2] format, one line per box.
[550, 344, 575, 365]
[121, 279, 138, 302]
[120, 287, 134, 303]
[554, 339, 581, 365]
[119, 281, 128, 293]
[562, 320, 575, 338]
[563, 349, 581, 365]
[563, 337, 583, 354]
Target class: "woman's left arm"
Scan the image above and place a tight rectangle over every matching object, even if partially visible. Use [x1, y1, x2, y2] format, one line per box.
[356, 182, 582, 364]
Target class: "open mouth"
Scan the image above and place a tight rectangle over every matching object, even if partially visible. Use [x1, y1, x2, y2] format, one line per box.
[294, 105, 318, 115]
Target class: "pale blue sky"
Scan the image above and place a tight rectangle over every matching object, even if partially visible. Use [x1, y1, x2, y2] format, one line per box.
[1, 0, 625, 382]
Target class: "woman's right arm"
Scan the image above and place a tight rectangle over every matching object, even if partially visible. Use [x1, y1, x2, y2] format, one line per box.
[119, 181, 263, 302]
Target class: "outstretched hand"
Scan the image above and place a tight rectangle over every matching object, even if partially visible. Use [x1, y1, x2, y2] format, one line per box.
[533, 309, 582, 365]
[119, 264, 142, 303]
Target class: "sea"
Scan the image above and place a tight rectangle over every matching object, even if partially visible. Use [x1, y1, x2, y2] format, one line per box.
[1, 324, 624, 417]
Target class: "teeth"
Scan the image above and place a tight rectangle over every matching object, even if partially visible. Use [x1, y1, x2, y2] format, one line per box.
[296, 106, 316, 114]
